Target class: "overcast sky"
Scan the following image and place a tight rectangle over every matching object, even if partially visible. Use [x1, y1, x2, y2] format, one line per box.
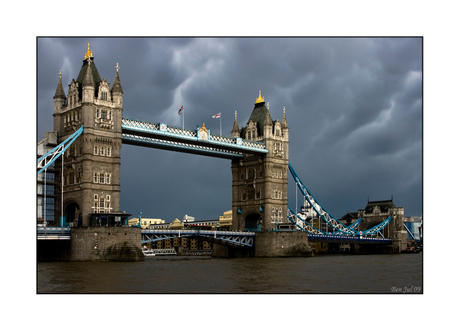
[37, 37, 422, 222]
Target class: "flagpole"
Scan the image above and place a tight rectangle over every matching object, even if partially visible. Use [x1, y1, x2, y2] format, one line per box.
[220, 114, 222, 136]
[183, 107, 185, 130]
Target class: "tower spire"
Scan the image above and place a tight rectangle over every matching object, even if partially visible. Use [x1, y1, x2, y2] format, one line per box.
[112, 63, 123, 94]
[255, 90, 265, 104]
[282, 106, 288, 128]
[231, 110, 240, 138]
[54, 70, 66, 100]
[84, 43, 93, 60]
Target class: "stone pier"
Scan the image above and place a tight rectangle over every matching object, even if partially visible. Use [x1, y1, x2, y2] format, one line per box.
[70, 227, 143, 261]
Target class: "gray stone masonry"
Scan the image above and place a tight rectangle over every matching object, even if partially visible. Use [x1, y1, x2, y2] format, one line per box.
[254, 232, 313, 257]
[70, 227, 143, 261]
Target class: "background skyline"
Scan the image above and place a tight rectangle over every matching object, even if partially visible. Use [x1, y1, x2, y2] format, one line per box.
[37, 37, 422, 223]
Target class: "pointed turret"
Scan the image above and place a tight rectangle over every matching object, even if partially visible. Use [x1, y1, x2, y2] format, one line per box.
[281, 106, 289, 142]
[53, 70, 66, 113]
[111, 63, 123, 106]
[263, 102, 273, 138]
[231, 111, 240, 138]
[281, 106, 288, 129]
[83, 58, 95, 87]
[82, 57, 95, 103]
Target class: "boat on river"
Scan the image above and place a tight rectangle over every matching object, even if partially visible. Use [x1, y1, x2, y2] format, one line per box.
[142, 249, 156, 257]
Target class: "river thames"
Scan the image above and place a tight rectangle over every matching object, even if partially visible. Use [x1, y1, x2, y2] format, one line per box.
[37, 253, 422, 294]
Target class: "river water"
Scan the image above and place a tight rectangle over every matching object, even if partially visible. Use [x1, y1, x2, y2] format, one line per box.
[37, 253, 422, 294]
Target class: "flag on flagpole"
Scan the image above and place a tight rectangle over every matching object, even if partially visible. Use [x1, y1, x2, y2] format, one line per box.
[178, 105, 184, 115]
[212, 113, 221, 119]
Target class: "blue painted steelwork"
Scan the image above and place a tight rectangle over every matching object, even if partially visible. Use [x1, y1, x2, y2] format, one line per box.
[141, 229, 255, 247]
[289, 163, 357, 235]
[122, 133, 246, 159]
[288, 163, 392, 237]
[404, 223, 419, 242]
[348, 218, 363, 230]
[121, 117, 268, 158]
[361, 216, 392, 235]
[286, 207, 325, 234]
[37, 227, 71, 240]
[37, 126, 84, 174]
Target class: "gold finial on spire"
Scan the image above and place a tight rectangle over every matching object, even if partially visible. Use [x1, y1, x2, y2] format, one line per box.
[59, 70, 62, 79]
[84, 43, 93, 60]
[255, 90, 264, 104]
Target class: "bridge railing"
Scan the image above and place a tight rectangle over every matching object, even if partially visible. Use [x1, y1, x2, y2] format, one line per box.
[122, 117, 268, 154]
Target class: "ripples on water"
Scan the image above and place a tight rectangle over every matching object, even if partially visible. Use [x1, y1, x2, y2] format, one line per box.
[37, 253, 422, 294]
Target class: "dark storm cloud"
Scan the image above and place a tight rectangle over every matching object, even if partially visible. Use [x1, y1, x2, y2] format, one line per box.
[37, 37, 422, 222]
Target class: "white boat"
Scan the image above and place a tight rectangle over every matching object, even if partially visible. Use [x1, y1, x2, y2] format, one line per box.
[142, 249, 156, 257]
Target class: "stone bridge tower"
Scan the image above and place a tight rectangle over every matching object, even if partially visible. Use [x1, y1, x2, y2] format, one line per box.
[231, 91, 290, 232]
[52, 44, 125, 227]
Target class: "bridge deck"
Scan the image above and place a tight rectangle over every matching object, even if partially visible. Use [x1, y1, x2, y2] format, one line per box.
[37, 227, 392, 246]
[121, 117, 268, 159]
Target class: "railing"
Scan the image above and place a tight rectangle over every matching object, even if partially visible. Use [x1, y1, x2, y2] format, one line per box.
[37, 227, 71, 240]
[121, 117, 268, 155]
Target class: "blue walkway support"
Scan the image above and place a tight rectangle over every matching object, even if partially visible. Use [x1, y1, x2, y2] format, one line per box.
[404, 223, 419, 242]
[121, 117, 268, 159]
[287, 207, 325, 234]
[141, 229, 255, 247]
[289, 163, 358, 235]
[288, 162, 392, 238]
[37, 126, 84, 174]
[348, 218, 363, 231]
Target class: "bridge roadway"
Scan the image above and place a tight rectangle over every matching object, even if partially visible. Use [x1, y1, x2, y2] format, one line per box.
[37, 227, 393, 246]
[121, 117, 268, 159]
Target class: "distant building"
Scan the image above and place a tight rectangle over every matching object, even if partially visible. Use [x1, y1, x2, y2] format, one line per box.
[403, 216, 423, 241]
[218, 210, 233, 230]
[128, 217, 165, 229]
[357, 198, 405, 239]
[37, 132, 58, 226]
[182, 214, 195, 222]
[340, 212, 359, 227]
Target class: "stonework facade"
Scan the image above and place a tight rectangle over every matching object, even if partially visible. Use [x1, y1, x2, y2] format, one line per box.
[231, 92, 290, 232]
[52, 45, 125, 227]
[357, 199, 405, 239]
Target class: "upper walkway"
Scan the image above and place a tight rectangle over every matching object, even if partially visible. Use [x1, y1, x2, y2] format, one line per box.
[121, 117, 268, 159]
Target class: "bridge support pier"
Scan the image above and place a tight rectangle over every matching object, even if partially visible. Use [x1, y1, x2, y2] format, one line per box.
[254, 232, 313, 257]
[70, 227, 143, 261]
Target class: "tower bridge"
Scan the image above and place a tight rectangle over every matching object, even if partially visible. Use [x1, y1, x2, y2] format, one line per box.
[37, 44, 405, 260]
